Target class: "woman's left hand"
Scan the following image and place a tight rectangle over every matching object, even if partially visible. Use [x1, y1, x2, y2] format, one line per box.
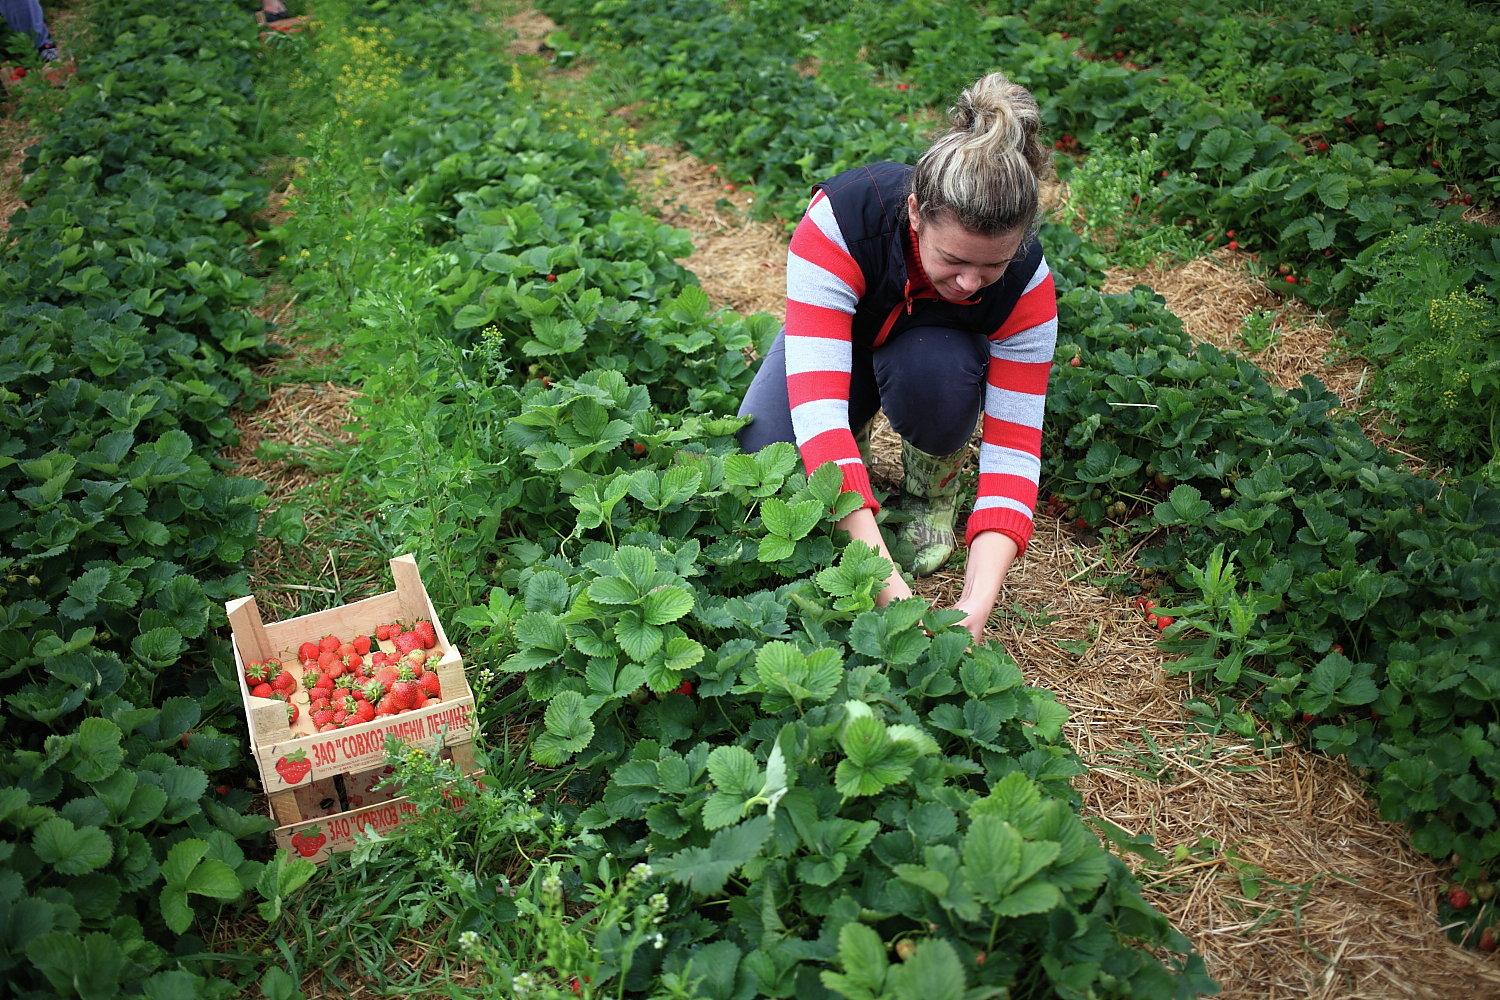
[950, 531, 1020, 643]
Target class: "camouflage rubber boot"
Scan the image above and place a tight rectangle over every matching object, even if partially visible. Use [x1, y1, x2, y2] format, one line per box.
[894, 439, 967, 576]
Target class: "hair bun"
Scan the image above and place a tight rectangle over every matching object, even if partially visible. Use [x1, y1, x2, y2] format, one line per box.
[911, 71, 1050, 236]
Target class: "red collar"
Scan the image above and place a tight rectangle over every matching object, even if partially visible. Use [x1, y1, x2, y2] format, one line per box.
[905, 224, 935, 296]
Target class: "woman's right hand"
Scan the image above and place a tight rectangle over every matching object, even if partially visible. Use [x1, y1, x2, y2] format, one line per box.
[835, 506, 913, 607]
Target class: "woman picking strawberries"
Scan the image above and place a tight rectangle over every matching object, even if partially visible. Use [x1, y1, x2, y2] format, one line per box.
[737, 72, 1058, 641]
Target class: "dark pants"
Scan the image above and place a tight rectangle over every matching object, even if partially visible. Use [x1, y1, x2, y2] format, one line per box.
[737, 325, 989, 456]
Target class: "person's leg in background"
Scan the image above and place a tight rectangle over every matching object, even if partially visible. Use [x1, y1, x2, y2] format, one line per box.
[0, 0, 57, 60]
[873, 325, 990, 575]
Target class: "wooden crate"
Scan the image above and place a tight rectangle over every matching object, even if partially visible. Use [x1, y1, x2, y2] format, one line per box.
[227, 555, 478, 831]
[272, 752, 479, 864]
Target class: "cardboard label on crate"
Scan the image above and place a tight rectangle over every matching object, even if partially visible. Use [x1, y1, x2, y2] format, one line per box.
[259, 697, 476, 791]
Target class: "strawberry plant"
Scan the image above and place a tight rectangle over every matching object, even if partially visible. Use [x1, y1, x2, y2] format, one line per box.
[0, 0, 319, 993]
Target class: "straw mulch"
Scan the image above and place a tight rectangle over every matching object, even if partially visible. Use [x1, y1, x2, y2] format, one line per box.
[0, 112, 31, 234]
[627, 142, 786, 318]
[1102, 250, 1365, 400]
[619, 136, 1498, 996]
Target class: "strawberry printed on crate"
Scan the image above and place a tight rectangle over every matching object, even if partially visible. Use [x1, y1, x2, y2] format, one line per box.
[275, 750, 312, 785]
[288, 825, 327, 858]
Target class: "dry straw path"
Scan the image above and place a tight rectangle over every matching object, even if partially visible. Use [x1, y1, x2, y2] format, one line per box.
[504, 7, 1500, 996]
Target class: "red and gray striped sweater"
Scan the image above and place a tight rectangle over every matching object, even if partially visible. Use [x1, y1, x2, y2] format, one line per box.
[785, 189, 1058, 555]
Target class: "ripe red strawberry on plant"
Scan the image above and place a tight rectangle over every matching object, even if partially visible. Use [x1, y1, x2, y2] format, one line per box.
[1448, 887, 1472, 909]
[275, 750, 312, 785]
[675, 680, 694, 696]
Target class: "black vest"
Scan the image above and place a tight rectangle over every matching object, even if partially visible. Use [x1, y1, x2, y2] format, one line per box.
[812, 162, 1043, 348]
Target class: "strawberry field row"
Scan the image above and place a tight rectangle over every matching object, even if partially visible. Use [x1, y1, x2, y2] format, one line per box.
[263, 2, 1218, 994]
[551, 0, 1498, 478]
[0, 3, 290, 996]
[541, 0, 1500, 924]
[990, 0, 1498, 198]
[583, 0, 1483, 308]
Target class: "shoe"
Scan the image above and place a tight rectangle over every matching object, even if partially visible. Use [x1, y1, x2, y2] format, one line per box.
[891, 439, 967, 576]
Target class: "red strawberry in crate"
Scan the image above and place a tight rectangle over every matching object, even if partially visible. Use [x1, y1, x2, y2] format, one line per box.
[319, 634, 341, 653]
[394, 631, 422, 656]
[406, 648, 428, 668]
[245, 660, 269, 684]
[353, 635, 371, 656]
[370, 651, 388, 668]
[317, 649, 337, 669]
[251, 682, 274, 699]
[286, 703, 300, 725]
[342, 652, 362, 672]
[375, 623, 392, 641]
[298, 641, 320, 664]
[362, 681, 384, 703]
[272, 670, 296, 694]
[275, 750, 312, 785]
[389, 679, 419, 711]
[289, 826, 326, 858]
[312, 708, 334, 728]
[420, 671, 442, 700]
[374, 667, 398, 688]
[337, 642, 355, 659]
[354, 700, 376, 724]
[413, 620, 437, 650]
[303, 668, 323, 690]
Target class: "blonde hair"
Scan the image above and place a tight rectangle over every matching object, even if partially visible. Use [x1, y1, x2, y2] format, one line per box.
[911, 72, 1050, 237]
